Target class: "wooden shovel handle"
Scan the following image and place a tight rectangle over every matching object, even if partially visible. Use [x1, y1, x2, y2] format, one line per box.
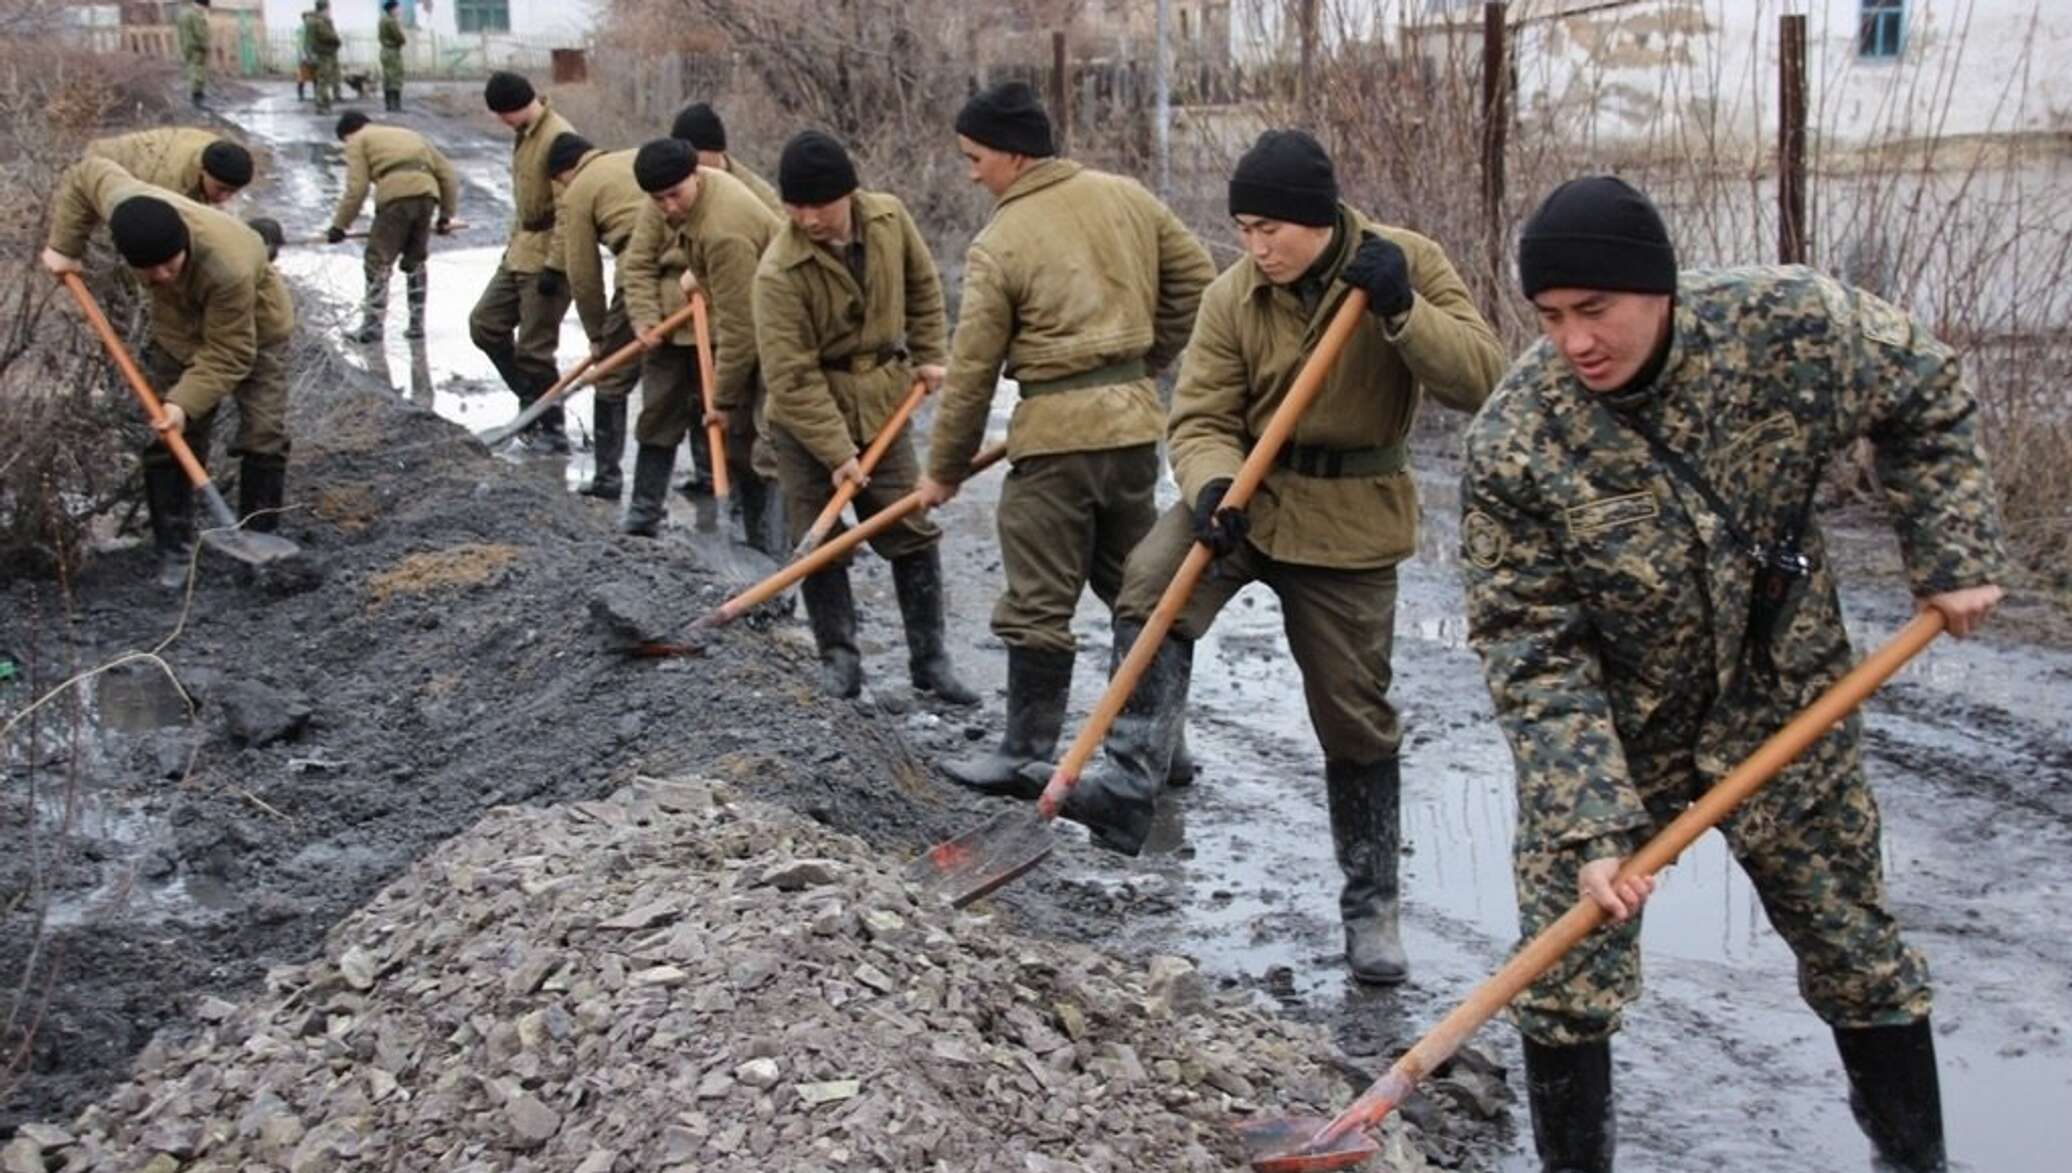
[1303, 609, 1948, 1151]
[59, 272, 211, 490]
[689, 289, 729, 501]
[1036, 291, 1371, 816]
[556, 301, 698, 404]
[797, 376, 929, 555]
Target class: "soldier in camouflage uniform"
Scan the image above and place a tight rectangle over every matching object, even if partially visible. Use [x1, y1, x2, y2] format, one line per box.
[86, 128, 252, 206]
[328, 112, 458, 343]
[178, 1, 210, 109]
[378, 1, 407, 112]
[307, 1, 343, 115]
[1461, 176, 2006, 1173]
[545, 133, 646, 501]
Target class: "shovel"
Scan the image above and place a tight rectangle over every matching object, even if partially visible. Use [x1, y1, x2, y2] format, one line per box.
[789, 376, 930, 561]
[1237, 610, 1949, 1172]
[297, 218, 470, 247]
[476, 301, 697, 448]
[689, 288, 731, 512]
[904, 291, 1372, 908]
[59, 272, 300, 570]
[628, 442, 1008, 657]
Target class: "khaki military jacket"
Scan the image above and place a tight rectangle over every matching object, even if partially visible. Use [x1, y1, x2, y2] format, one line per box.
[331, 125, 457, 231]
[48, 158, 296, 418]
[620, 167, 780, 409]
[1461, 266, 2007, 859]
[1172, 206, 1502, 569]
[503, 99, 574, 273]
[753, 190, 949, 469]
[721, 156, 782, 215]
[551, 148, 646, 342]
[86, 129, 224, 204]
[928, 159, 1213, 481]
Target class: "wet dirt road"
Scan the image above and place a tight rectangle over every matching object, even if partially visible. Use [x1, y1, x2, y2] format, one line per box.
[56, 81, 2072, 1168]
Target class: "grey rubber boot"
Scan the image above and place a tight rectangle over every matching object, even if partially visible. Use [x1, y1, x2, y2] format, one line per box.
[237, 455, 288, 535]
[1058, 619, 1192, 856]
[890, 548, 979, 706]
[402, 268, 427, 340]
[1523, 1036, 1615, 1173]
[348, 266, 388, 344]
[798, 567, 864, 699]
[581, 396, 627, 500]
[1328, 757, 1408, 985]
[622, 444, 674, 537]
[143, 459, 195, 590]
[1834, 1020, 1946, 1172]
[941, 646, 1074, 798]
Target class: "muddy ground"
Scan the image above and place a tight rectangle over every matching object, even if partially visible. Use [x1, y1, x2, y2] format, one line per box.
[4, 81, 2071, 1169]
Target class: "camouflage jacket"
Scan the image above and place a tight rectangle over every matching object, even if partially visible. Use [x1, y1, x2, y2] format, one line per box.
[550, 148, 645, 343]
[620, 167, 781, 409]
[177, 6, 209, 61]
[308, 12, 341, 55]
[1460, 266, 2007, 859]
[332, 125, 457, 230]
[87, 128, 224, 204]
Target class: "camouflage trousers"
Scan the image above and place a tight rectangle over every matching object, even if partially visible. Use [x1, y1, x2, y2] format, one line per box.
[1511, 723, 1932, 1046]
[381, 50, 404, 96]
[314, 55, 341, 110]
[184, 55, 207, 94]
[768, 421, 937, 563]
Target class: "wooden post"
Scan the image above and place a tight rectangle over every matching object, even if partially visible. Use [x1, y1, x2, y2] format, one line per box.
[1481, 3, 1509, 285]
[1297, 0, 1319, 119]
[1051, 31, 1070, 153]
[1779, 13, 1810, 265]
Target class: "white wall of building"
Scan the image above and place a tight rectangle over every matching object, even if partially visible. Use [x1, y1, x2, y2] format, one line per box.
[258, 0, 596, 43]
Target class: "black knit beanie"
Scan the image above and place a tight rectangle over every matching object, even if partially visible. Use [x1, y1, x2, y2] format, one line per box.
[484, 71, 535, 114]
[109, 197, 189, 269]
[954, 82, 1055, 158]
[778, 131, 858, 206]
[1227, 130, 1337, 228]
[200, 140, 252, 188]
[246, 216, 284, 262]
[671, 103, 726, 152]
[546, 132, 593, 180]
[633, 138, 696, 194]
[1518, 176, 1678, 299]
[333, 111, 369, 140]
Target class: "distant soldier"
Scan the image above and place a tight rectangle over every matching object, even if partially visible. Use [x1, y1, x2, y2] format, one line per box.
[753, 130, 978, 704]
[328, 112, 458, 344]
[378, 0, 407, 112]
[295, 9, 317, 102]
[308, 0, 343, 115]
[544, 133, 646, 501]
[672, 102, 782, 216]
[178, 0, 210, 109]
[1462, 176, 2006, 1173]
[41, 158, 297, 587]
[86, 128, 252, 207]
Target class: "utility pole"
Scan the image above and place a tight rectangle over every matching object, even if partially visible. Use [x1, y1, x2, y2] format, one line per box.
[1155, 0, 1172, 198]
[1779, 13, 1810, 264]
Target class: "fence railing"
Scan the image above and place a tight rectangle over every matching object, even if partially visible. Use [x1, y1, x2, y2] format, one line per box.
[63, 24, 563, 80]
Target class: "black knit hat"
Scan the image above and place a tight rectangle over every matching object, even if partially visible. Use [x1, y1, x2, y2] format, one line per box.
[954, 82, 1055, 158]
[200, 140, 252, 188]
[109, 197, 189, 269]
[333, 111, 369, 140]
[778, 131, 858, 207]
[1517, 176, 1678, 299]
[546, 132, 593, 180]
[246, 216, 284, 262]
[671, 102, 726, 152]
[633, 138, 696, 194]
[1227, 129, 1337, 228]
[484, 71, 535, 114]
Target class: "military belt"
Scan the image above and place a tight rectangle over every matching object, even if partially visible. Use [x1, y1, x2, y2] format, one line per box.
[1017, 358, 1148, 399]
[1272, 441, 1407, 478]
[375, 159, 431, 180]
[521, 212, 556, 233]
[821, 347, 907, 376]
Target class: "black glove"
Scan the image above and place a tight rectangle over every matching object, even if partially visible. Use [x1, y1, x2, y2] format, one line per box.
[1190, 478, 1250, 558]
[325, 225, 347, 245]
[434, 217, 454, 236]
[1341, 231, 1414, 319]
[535, 268, 566, 298]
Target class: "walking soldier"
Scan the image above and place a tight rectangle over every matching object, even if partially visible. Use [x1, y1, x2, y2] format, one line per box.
[178, 1, 210, 109]
[86, 129, 253, 207]
[328, 112, 458, 344]
[378, 0, 407, 112]
[307, 0, 343, 115]
[545, 133, 647, 501]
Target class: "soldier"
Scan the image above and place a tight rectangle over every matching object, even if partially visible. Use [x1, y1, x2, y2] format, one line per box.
[327, 112, 458, 344]
[672, 102, 782, 216]
[308, 0, 343, 116]
[178, 0, 210, 109]
[1460, 176, 2006, 1173]
[753, 130, 977, 703]
[296, 9, 317, 102]
[1057, 130, 1503, 985]
[470, 71, 577, 453]
[86, 129, 252, 207]
[41, 157, 296, 587]
[378, 0, 407, 112]
[919, 82, 1214, 792]
[618, 139, 781, 540]
[545, 132, 646, 501]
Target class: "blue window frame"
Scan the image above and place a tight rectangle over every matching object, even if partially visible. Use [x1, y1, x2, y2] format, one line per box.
[1860, 0, 1906, 60]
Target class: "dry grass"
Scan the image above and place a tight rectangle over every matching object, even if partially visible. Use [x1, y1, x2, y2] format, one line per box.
[365, 543, 521, 605]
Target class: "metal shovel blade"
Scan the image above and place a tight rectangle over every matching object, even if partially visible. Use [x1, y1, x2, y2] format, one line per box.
[1236, 1116, 1381, 1172]
[903, 808, 1056, 908]
[201, 528, 301, 567]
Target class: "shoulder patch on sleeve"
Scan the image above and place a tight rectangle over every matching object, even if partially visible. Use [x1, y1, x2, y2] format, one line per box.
[1857, 295, 1914, 350]
[1463, 510, 1508, 571]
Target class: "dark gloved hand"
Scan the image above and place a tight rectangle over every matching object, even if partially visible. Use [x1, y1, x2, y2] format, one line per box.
[1342, 231, 1414, 319]
[1190, 478, 1250, 558]
[325, 226, 347, 245]
[535, 268, 566, 298]
[434, 217, 454, 236]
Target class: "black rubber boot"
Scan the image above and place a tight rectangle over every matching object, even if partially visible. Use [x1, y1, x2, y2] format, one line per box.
[402, 268, 427, 340]
[1058, 619, 1192, 856]
[890, 548, 979, 706]
[1328, 757, 1408, 985]
[799, 567, 864, 699]
[348, 268, 389, 344]
[581, 397, 627, 500]
[143, 460, 196, 590]
[622, 444, 674, 537]
[237, 455, 288, 536]
[1834, 1020, 1947, 1172]
[527, 393, 572, 455]
[482, 343, 529, 399]
[1167, 727, 1198, 787]
[734, 473, 782, 556]
[1522, 1036, 1616, 1173]
[941, 646, 1074, 798]
[190, 90, 204, 109]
